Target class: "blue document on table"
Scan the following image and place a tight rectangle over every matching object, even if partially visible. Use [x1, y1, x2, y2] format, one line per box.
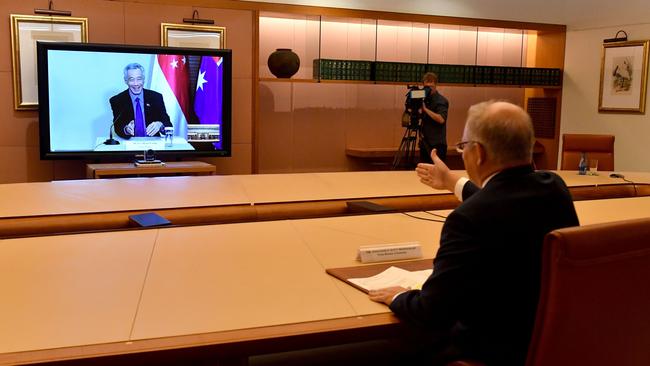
[129, 212, 171, 227]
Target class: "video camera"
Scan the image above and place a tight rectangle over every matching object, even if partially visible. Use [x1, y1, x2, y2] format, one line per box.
[402, 85, 432, 128]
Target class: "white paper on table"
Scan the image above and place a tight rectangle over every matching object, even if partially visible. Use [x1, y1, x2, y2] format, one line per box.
[348, 266, 432, 291]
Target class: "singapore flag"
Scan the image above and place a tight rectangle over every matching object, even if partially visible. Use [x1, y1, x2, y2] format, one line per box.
[149, 54, 190, 137]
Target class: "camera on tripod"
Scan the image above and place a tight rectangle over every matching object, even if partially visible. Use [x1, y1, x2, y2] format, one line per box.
[402, 85, 432, 128]
[394, 85, 430, 170]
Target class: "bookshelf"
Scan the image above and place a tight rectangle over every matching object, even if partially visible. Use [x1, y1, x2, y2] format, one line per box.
[258, 15, 563, 86]
[256, 12, 566, 172]
[311, 59, 561, 87]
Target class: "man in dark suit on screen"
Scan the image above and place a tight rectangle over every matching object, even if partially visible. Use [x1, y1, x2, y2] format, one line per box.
[369, 101, 579, 366]
[109, 63, 172, 139]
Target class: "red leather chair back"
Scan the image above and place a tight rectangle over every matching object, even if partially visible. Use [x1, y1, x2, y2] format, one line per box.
[526, 218, 650, 366]
[561, 133, 615, 171]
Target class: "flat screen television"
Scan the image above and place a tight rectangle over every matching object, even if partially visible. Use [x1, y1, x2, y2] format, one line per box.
[37, 42, 232, 159]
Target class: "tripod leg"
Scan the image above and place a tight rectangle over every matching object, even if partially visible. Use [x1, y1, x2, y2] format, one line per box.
[392, 128, 411, 170]
[404, 128, 418, 169]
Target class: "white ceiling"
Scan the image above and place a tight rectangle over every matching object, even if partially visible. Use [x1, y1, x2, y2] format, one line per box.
[241, 0, 650, 30]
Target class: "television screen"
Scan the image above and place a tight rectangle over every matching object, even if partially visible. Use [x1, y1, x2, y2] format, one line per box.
[37, 42, 232, 159]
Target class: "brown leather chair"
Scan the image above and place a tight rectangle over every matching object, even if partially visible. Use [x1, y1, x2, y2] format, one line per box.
[526, 217, 650, 366]
[561, 133, 615, 171]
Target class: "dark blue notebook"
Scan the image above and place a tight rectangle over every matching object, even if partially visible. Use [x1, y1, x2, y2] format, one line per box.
[346, 200, 394, 213]
[129, 212, 171, 227]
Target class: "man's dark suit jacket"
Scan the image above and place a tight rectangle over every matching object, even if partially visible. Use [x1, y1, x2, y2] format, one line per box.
[390, 165, 579, 366]
[109, 89, 172, 139]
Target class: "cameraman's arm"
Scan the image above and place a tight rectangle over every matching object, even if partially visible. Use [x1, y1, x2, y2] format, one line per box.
[422, 101, 446, 124]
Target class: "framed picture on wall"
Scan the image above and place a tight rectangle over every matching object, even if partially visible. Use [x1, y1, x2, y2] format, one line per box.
[10, 14, 88, 110]
[598, 40, 649, 113]
[161, 23, 227, 49]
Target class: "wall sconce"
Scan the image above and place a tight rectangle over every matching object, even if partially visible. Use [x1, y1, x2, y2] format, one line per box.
[34, 1, 72, 16]
[603, 30, 628, 43]
[183, 10, 214, 25]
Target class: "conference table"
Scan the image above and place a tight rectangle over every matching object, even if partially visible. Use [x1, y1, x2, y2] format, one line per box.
[1, 195, 649, 365]
[0, 170, 648, 217]
[0, 170, 648, 238]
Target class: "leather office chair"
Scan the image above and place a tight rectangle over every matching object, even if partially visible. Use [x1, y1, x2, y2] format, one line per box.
[526, 217, 650, 366]
[561, 133, 615, 171]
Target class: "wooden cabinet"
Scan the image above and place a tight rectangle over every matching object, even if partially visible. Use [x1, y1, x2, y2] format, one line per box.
[86, 162, 216, 179]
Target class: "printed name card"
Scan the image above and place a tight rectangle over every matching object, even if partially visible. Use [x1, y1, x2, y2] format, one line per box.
[357, 242, 422, 263]
[125, 139, 164, 150]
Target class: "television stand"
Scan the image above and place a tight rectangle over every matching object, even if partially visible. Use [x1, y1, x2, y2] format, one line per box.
[134, 159, 165, 167]
[85, 161, 216, 179]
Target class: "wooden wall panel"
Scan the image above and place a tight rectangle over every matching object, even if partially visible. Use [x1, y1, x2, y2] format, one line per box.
[525, 30, 566, 169]
[124, 2, 193, 45]
[256, 81, 526, 173]
[73, 0, 125, 44]
[257, 82, 293, 173]
[196, 7, 254, 79]
[0, 73, 39, 148]
[231, 77, 254, 145]
[0, 146, 52, 183]
[201, 142, 252, 174]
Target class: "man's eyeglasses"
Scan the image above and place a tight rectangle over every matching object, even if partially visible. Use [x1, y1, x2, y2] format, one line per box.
[127, 77, 144, 83]
[455, 140, 479, 153]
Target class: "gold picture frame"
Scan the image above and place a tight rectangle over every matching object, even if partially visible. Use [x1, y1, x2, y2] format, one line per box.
[161, 23, 226, 49]
[598, 40, 649, 114]
[10, 14, 88, 110]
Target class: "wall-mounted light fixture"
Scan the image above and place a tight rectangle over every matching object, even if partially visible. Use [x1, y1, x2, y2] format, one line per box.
[603, 30, 628, 43]
[34, 1, 72, 16]
[183, 10, 214, 25]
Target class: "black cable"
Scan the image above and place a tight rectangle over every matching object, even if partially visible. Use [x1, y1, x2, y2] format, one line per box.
[401, 212, 445, 223]
[621, 177, 638, 196]
[424, 211, 448, 219]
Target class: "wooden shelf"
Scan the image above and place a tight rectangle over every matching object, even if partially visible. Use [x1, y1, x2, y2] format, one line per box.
[345, 147, 459, 158]
[346, 143, 544, 159]
[259, 77, 317, 83]
[259, 77, 561, 89]
[86, 161, 216, 179]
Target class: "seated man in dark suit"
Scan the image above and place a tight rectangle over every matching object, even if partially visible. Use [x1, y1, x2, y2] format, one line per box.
[369, 101, 579, 366]
[109, 63, 172, 139]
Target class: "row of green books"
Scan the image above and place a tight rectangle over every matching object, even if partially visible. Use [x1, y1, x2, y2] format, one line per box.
[313, 58, 562, 86]
[312, 59, 373, 81]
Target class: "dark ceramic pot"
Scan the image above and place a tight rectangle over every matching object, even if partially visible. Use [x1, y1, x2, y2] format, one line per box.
[267, 48, 300, 78]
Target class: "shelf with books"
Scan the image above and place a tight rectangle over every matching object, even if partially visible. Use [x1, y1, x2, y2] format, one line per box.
[258, 78, 562, 89]
[308, 59, 563, 87]
[259, 14, 564, 89]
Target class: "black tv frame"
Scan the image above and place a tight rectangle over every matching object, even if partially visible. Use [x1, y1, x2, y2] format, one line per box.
[37, 42, 232, 160]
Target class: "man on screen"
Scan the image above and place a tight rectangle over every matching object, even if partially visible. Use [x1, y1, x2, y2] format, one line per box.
[109, 63, 172, 139]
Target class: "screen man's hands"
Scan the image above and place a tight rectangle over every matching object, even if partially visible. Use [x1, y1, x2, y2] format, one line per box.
[125, 120, 135, 136]
[146, 121, 164, 136]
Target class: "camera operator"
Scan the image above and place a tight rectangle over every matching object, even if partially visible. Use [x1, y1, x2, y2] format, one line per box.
[419, 72, 449, 163]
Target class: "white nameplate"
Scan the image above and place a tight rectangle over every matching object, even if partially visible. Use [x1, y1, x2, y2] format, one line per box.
[125, 139, 165, 150]
[357, 242, 422, 263]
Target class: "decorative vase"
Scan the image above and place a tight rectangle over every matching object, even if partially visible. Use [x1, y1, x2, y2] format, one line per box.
[267, 48, 300, 78]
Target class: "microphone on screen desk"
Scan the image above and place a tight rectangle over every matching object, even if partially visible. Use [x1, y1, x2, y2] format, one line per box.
[104, 108, 126, 145]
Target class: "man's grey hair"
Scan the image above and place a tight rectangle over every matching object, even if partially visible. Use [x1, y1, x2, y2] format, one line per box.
[465, 100, 534, 165]
[123, 63, 145, 81]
